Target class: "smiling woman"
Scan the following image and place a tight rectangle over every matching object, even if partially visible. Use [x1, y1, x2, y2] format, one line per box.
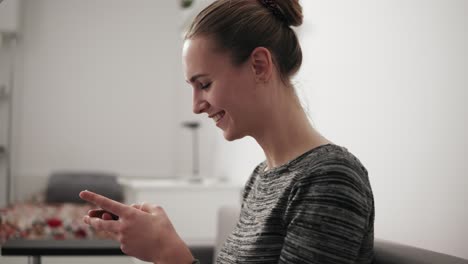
[83, 1, 375, 263]
[183, 36, 259, 141]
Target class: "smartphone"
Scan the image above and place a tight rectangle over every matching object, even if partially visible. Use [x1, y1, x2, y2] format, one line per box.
[90, 209, 119, 220]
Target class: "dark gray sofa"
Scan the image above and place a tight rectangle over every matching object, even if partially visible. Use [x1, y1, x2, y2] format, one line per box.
[216, 206, 468, 263]
[374, 239, 468, 264]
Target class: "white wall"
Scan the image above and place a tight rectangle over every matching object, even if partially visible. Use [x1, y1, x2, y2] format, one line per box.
[8, 0, 191, 199]
[0, 0, 20, 33]
[299, 0, 468, 259]
[213, 0, 468, 259]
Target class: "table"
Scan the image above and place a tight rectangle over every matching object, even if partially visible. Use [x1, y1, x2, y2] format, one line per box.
[1, 239, 123, 264]
[1, 239, 214, 264]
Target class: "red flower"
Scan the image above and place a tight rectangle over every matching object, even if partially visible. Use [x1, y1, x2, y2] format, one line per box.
[74, 228, 87, 239]
[20, 230, 30, 238]
[47, 218, 62, 228]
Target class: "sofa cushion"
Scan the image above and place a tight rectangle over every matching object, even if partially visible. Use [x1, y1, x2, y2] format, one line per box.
[45, 171, 124, 204]
[374, 239, 468, 264]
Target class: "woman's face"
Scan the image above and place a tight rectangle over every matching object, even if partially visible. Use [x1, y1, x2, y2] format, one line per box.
[182, 37, 260, 141]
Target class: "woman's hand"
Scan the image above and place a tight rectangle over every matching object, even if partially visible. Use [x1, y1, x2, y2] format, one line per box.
[79, 190, 194, 264]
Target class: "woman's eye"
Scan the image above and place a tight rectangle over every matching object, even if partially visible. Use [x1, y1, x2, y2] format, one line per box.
[200, 82, 212, 90]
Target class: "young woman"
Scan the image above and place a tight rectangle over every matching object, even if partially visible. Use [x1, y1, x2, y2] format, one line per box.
[80, 0, 375, 263]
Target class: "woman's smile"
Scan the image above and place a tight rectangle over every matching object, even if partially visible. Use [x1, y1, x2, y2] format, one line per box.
[212, 110, 226, 126]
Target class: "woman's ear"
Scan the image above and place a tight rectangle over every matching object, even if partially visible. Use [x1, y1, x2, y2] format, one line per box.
[250, 47, 273, 83]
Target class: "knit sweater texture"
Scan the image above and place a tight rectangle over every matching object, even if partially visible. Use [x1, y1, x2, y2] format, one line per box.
[216, 144, 375, 263]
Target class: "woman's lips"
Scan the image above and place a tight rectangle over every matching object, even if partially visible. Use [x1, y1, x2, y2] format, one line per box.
[212, 111, 225, 124]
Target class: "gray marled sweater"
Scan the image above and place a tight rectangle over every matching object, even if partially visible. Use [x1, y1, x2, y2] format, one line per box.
[216, 144, 374, 263]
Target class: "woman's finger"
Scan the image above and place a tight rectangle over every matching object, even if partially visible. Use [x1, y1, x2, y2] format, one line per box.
[79, 190, 130, 217]
[104, 231, 119, 241]
[139, 202, 153, 213]
[102, 212, 116, 220]
[83, 215, 120, 233]
[131, 204, 142, 210]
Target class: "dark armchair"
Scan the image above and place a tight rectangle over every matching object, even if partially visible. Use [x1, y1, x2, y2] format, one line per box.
[215, 206, 468, 264]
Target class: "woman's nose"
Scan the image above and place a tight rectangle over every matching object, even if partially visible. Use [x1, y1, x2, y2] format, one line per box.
[193, 95, 209, 114]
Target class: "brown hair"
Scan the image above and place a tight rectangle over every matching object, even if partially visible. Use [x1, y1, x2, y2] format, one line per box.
[184, 0, 303, 85]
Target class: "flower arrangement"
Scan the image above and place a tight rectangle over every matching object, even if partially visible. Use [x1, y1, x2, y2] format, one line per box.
[0, 196, 113, 245]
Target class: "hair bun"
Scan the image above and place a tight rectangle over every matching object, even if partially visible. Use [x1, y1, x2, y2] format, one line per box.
[275, 0, 303, 27]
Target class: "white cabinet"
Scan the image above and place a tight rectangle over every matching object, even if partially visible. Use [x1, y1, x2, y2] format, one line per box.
[120, 178, 243, 246]
[0, 0, 20, 33]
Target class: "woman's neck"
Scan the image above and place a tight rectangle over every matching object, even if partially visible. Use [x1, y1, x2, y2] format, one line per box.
[252, 91, 331, 172]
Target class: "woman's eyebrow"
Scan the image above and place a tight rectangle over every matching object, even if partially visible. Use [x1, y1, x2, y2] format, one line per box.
[187, 73, 209, 83]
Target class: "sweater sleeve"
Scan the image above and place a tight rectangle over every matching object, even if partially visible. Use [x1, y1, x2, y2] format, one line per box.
[280, 170, 372, 263]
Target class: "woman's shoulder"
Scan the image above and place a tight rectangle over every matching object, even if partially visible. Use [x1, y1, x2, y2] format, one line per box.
[285, 144, 374, 222]
[288, 144, 371, 192]
[286, 144, 364, 171]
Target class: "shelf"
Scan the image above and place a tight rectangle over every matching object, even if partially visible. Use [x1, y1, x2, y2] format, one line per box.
[0, 84, 9, 100]
[0, 145, 6, 155]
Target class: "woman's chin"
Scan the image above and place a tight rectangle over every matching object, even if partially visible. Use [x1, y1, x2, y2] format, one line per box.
[222, 128, 244, 142]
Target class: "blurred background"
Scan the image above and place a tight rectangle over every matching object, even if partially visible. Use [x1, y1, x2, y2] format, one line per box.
[0, 0, 467, 263]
